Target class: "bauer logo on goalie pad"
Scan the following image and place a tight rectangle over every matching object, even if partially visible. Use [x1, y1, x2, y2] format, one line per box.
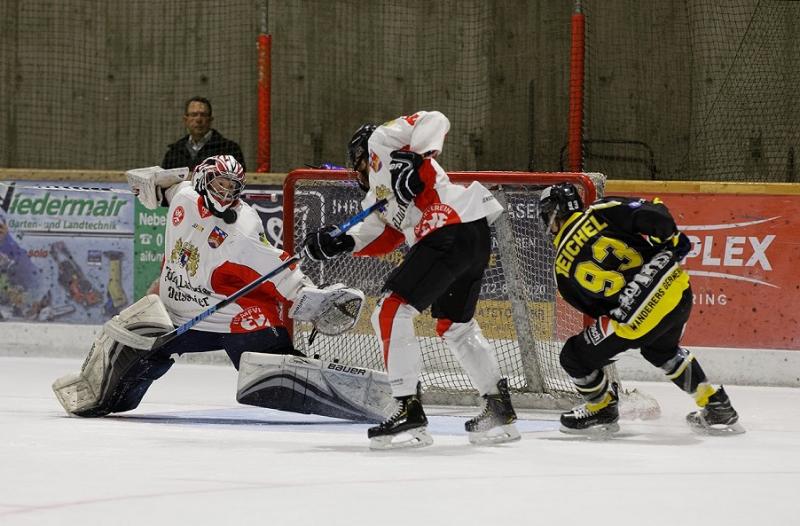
[328, 363, 367, 376]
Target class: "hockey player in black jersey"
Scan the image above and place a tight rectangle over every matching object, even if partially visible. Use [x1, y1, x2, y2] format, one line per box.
[539, 183, 744, 436]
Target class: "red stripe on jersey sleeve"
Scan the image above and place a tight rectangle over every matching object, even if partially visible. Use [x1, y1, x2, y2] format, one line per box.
[412, 158, 441, 212]
[353, 226, 405, 257]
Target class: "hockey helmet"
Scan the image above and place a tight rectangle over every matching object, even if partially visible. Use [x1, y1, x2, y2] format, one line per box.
[192, 155, 246, 218]
[346, 124, 377, 191]
[539, 183, 583, 231]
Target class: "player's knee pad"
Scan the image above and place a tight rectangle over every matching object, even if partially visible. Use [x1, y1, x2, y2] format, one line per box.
[370, 292, 424, 396]
[52, 295, 174, 417]
[437, 318, 500, 396]
[370, 292, 419, 360]
[657, 347, 708, 395]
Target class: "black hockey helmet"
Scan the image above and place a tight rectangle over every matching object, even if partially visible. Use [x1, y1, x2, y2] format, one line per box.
[347, 124, 377, 191]
[539, 182, 583, 231]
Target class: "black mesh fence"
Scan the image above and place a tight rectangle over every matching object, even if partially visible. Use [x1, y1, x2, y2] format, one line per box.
[0, 0, 797, 181]
[582, 0, 800, 181]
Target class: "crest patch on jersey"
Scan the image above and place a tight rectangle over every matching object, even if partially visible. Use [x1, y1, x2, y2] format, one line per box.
[369, 151, 382, 173]
[172, 206, 185, 226]
[191, 222, 204, 233]
[415, 203, 459, 240]
[231, 305, 269, 333]
[207, 226, 228, 248]
[169, 238, 200, 277]
[375, 185, 391, 201]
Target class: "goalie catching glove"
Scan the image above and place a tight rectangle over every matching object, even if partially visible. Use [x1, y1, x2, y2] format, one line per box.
[389, 150, 424, 205]
[289, 284, 365, 336]
[126, 166, 188, 209]
[303, 226, 355, 261]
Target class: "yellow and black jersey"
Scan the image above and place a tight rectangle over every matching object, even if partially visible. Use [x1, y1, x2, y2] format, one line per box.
[552, 196, 690, 325]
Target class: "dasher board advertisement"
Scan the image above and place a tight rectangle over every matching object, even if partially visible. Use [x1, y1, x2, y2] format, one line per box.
[614, 191, 799, 350]
[0, 182, 134, 324]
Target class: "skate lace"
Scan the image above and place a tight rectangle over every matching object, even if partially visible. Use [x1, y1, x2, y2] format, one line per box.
[474, 399, 490, 420]
[572, 404, 595, 419]
[380, 401, 407, 426]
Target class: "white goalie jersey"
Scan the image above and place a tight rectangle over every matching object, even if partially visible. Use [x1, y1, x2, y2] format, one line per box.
[348, 111, 504, 256]
[160, 182, 308, 333]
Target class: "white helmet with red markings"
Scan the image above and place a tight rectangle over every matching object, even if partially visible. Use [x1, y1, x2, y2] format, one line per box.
[192, 155, 246, 222]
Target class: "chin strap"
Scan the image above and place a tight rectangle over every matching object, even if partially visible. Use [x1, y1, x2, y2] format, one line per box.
[203, 194, 238, 224]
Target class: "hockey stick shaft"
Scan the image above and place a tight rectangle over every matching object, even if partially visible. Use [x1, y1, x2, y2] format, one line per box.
[150, 198, 387, 350]
[328, 198, 388, 237]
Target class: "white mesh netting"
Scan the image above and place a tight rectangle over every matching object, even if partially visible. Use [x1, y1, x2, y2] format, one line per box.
[283, 170, 658, 414]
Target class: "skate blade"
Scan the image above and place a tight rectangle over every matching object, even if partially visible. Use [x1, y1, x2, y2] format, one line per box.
[369, 427, 434, 450]
[468, 424, 521, 445]
[688, 419, 746, 436]
[559, 422, 620, 438]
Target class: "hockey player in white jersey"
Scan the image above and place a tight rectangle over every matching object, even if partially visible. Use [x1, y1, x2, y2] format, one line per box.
[304, 111, 520, 448]
[52, 155, 392, 422]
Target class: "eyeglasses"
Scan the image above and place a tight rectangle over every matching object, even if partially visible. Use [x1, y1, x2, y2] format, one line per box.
[185, 111, 210, 118]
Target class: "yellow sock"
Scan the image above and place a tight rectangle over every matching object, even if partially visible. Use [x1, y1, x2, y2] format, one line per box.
[694, 383, 716, 407]
[587, 391, 613, 412]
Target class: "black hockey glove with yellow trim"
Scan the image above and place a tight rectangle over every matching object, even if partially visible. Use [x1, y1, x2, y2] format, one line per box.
[648, 232, 692, 261]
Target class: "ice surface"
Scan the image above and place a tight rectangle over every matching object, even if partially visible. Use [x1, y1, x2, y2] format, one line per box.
[1, 357, 798, 526]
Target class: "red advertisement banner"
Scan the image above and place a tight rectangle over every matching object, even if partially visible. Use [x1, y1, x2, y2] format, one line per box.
[613, 191, 799, 350]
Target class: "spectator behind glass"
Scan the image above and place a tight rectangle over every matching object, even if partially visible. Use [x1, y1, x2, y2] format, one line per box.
[161, 97, 246, 171]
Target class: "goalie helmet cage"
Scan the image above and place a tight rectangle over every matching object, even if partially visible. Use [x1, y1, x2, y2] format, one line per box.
[283, 169, 658, 415]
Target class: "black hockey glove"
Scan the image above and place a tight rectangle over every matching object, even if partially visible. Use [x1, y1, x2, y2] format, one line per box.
[669, 232, 692, 260]
[389, 150, 424, 205]
[303, 226, 355, 261]
[649, 232, 692, 261]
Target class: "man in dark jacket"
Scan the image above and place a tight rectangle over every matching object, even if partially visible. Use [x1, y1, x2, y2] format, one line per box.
[162, 97, 246, 171]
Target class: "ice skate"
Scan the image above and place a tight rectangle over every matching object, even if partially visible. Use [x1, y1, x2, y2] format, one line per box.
[465, 378, 520, 445]
[686, 386, 745, 435]
[368, 386, 432, 450]
[560, 383, 620, 437]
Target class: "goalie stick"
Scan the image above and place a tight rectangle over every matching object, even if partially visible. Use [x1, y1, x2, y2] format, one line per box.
[142, 197, 389, 351]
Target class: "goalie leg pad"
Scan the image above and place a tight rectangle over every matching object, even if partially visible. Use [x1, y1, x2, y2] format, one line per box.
[236, 353, 397, 423]
[52, 295, 174, 417]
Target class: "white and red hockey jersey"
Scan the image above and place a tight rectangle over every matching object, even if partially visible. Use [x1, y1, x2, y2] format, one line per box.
[159, 182, 308, 333]
[348, 111, 503, 256]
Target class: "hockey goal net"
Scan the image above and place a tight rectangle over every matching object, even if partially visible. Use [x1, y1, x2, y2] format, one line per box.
[283, 169, 655, 413]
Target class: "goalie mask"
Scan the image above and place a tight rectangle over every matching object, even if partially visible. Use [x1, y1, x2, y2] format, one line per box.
[347, 124, 377, 192]
[192, 155, 246, 223]
[539, 183, 583, 233]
